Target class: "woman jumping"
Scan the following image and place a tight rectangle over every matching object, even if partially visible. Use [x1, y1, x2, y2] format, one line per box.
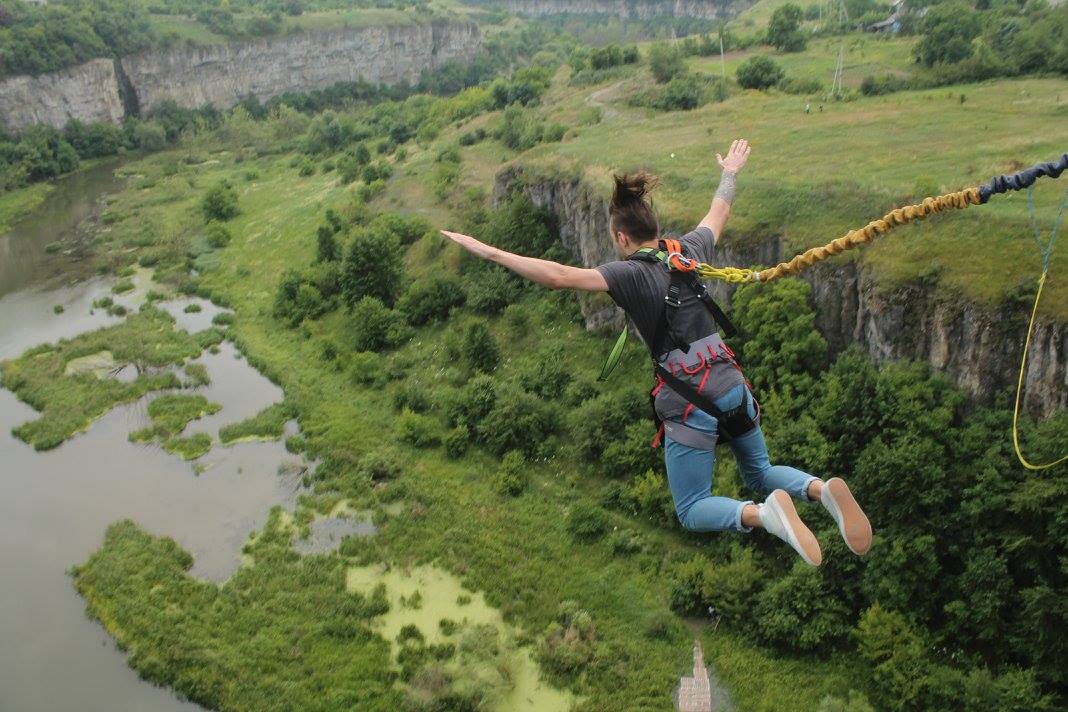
[440, 139, 872, 565]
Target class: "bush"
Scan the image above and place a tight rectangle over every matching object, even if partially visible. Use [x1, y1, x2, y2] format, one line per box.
[493, 450, 528, 496]
[648, 42, 686, 83]
[860, 73, 911, 96]
[356, 448, 401, 482]
[461, 322, 499, 374]
[397, 409, 438, 448]
[201, 181, 239, 222]
[654, 74, 705, 111]
[736, 56, 785, 90]
[480, 386, 553, 457]
[755, 561, 852, 653]
[465, 268, 513, 315]
[342, 229, 403, 307]
[368, 212, 431, 247]
[778, 76, 823, 95]
[397, 275, 466, 325]
[443, 427, 470, 459]
[350, 296, 405, 352]
[205, 223, 232, 249]
[567, 502, 608, 540]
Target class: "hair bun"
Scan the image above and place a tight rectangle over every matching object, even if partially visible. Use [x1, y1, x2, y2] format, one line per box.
[612, 171, 659, 209]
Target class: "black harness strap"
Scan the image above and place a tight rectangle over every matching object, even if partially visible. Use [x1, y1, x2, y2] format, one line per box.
[654, 363, 758, 444]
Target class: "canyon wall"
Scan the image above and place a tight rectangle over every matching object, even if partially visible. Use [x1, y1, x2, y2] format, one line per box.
[0, 20, 481, 131]
[121, 20, 481, 114]
[484, 0, 742, 20]
[0, 59, 125, 131]
[494, 164, 1067, 416]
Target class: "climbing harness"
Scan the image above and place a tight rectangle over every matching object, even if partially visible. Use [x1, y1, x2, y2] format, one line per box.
[597, 155, 1068, 468]
[1012, 182, 1068, 471]
[602, 238, 758, 448]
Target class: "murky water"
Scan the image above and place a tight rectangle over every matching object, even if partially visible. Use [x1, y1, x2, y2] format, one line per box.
[0, 170, 305, 711]
[0, 161, 123, 299]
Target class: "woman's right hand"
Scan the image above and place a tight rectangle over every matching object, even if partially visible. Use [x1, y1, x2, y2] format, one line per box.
[716, 138, 751, 174]
[439, 229, 497, 260]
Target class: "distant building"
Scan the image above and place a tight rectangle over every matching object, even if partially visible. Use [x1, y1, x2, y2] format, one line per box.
[676, 641, 713, 712]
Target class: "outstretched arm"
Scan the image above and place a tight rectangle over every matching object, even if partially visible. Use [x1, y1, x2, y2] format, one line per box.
[698, 138, 751, 244]
[439, 230, 608, 292]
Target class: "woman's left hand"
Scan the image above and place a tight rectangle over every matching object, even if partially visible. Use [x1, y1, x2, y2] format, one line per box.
[440, 229, 496, 260]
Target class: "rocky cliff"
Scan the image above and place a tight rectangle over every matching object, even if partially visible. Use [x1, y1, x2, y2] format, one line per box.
[486, 0, 742, 20]
[0, 20, 481, 130]
[494, 165, 1067, 416]
[121, 20, 481, 115]
[0, 59, 125, 131]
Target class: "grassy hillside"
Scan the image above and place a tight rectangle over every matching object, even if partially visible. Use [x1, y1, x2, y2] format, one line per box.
[441, 41, 1068, 317]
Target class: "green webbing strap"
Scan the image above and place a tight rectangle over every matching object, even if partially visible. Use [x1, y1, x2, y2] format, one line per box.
[598, 326, 629, 381]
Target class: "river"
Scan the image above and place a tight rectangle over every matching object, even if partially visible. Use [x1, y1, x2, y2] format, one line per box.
[0, 167, 306, 710]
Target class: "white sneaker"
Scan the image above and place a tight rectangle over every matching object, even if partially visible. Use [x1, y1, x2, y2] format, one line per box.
[759, 490, 822, 566]
[821, 477, 872, 555]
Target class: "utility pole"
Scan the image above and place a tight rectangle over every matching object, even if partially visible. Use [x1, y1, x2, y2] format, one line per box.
[719, 33, 726, 80]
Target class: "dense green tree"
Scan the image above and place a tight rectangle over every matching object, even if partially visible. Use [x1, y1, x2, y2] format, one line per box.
[341, 229, 403, 308]
[767, 3, 807, 52]
[915, 2, 982, 66]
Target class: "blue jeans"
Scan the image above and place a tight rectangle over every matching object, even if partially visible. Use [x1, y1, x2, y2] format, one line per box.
[664, 383, 817, 533]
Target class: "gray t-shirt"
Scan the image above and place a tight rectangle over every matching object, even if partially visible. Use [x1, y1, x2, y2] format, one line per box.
[595, 226, 743, 419]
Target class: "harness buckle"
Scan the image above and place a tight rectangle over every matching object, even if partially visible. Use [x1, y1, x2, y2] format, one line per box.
[664, 293, 682, 308]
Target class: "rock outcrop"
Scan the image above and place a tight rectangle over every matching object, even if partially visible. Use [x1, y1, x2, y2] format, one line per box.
[0, 20, 481, 130]
[0, 59, 125, 130]
[121, 20, 481, 115]
[487, 0, 743, 20]
[494, 164, 1067, 416]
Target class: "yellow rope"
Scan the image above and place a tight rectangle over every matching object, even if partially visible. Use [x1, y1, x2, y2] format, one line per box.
[1012, 271, 1068, 471]
[754, 186, 982, 283]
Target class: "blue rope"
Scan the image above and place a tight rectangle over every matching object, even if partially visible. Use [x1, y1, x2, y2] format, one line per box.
[1026, 184, 1068, 273]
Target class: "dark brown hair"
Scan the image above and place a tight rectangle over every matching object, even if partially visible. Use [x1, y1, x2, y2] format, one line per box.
[610, 171, 660, 244]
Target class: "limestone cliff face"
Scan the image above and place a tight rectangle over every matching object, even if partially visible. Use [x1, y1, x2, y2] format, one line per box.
[0, 20, 480, 130]
[121, 20, 481, 114]
[488, 0, 744, 20]
[0, 59, 125, 131]
[494, 165, 1067, 416]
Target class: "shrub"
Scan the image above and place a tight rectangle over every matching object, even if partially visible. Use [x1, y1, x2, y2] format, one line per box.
[461, 322, 499, 374]
[567, 502, 608, 540]
[446, 373, 497, 432]
[493, 450, 528, 496]
[654, 74, 705, 111]
[205, 223, 232, 249]
[350, 296, 395, 351]
[778, 76, 823, 95]
[397, 275, 466, 325]
[342, 229, 403, 307]
[648, 42, 686, 83]
[860, 74, 911, 96]
[480, 386, 553, 456]
[398, 409, 438, 448]
[356, 448, 401, 482]
[315, 224, 339, 262]
[755, 561, 852, 652]
[465, 268, 512, 315]
[201, 181, 239, 221]
[736, 56, 785, 90]
[443, 427, 470, 459]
